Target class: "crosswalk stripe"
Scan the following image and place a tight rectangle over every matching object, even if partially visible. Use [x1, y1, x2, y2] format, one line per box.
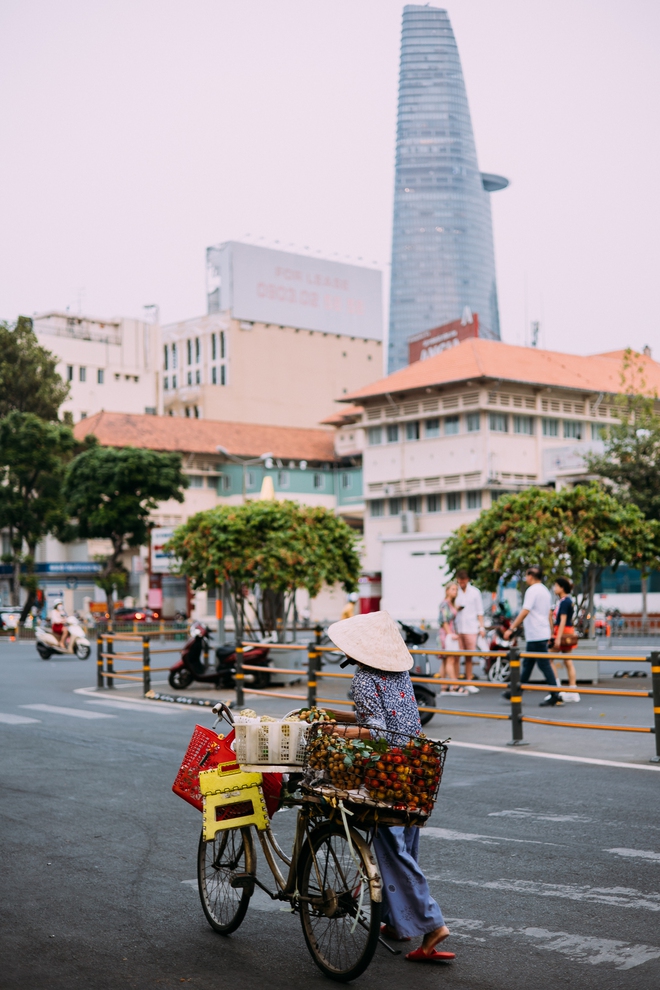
[20, 704, 115, 720]
[84, 699, 182, 715]
[0, 712, 41, 725]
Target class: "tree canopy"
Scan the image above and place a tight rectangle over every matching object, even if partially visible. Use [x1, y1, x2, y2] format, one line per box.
[167, 500, 361, 637]
[63, 444, 188, 603]
[0, 412, 77, 617]
[442, 484, 658, 603]
[0, 317, 70, 420]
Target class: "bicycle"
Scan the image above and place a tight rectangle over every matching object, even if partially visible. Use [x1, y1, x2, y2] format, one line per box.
[195, 706, 385, 982]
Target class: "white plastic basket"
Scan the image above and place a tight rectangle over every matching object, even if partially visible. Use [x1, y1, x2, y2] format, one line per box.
[233, 717, 309, 767]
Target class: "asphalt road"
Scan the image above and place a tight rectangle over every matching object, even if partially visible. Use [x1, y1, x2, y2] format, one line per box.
[2, 639, 660, 990]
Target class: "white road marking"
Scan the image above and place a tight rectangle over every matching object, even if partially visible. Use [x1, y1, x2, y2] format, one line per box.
[84, 699, 182, 715]
[446, 918, 660, 970]
[488, 808, 592, 823]
[421, 827, 557, 847]
[20, 704, 115, 720]
[0, 712, 41, 725]
[436, 877, 660, 912]
[443, 739, 660, 772]
[606, 848, 660, 863]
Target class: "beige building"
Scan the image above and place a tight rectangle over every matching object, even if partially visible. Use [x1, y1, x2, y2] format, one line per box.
[161, 312, 382, 429]
[337, 339, 660, 621]
[32, 311, 161, 422]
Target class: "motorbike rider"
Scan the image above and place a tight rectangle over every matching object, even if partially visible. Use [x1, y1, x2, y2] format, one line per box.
[50, 600, 68, 650]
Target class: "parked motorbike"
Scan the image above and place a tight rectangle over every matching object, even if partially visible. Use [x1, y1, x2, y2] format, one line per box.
[168, 622, 271, 691]
[36, 614, 91, 660]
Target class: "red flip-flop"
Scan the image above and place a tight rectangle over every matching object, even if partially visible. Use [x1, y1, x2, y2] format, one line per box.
[405, 946, 455, 963]
[380, 924, 411, 942]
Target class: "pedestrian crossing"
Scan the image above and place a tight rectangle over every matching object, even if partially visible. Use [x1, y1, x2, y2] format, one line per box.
[0, 712, 40, 725]
[0, 698, 189, 725]
[20, 704, 115, 719]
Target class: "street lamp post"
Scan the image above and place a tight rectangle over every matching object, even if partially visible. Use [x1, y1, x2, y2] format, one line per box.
[215, 447, 273, 505]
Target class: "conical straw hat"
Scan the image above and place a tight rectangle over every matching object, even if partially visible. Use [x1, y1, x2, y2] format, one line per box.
[327, 610, 413, 672]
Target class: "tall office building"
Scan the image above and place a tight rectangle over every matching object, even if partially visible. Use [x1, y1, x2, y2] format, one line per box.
[388, 5, 508, 372]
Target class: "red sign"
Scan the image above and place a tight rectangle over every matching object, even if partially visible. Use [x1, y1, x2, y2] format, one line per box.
[408, 312, 480, 364]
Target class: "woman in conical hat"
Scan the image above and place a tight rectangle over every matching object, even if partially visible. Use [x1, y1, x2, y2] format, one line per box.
[327, 610, 454, 964]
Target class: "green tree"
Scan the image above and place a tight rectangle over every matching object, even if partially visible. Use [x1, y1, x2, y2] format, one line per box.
[0, 317, 70, 420]
[63, 445, 188, 609]
[587, 348, 660, 629]
[167, 500, 361, 640]
[0, 412, 77, 620]
[442, 485, 657, 634]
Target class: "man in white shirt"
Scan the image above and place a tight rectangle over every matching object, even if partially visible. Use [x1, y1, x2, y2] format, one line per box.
[503, 566, 560, 707]
[454, 570, 485, 692]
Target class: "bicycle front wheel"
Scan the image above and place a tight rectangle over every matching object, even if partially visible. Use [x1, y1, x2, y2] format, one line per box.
[298, 821, 381, 982]
[197, 826, 256, 935]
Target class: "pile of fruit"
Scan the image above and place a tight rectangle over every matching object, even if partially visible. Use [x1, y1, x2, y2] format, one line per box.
[288, 707, 336, 725]
[306, 731, 443, 816]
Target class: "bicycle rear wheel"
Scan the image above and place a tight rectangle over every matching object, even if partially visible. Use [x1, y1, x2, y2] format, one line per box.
[197, 827, 255, 934]
[298, 820, 381, 982]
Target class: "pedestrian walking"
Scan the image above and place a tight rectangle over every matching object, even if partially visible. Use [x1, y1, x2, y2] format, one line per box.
[454, 570, 485, 692]
[502, 566, 561, 707]
[550, 576, 580, 703]
[435, 582, 468, 694]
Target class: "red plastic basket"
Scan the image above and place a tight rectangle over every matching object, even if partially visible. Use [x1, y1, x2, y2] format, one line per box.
[172, 725, 238, 811]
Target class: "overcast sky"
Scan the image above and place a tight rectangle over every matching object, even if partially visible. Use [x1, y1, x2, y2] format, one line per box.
[1, 0, 659, 359]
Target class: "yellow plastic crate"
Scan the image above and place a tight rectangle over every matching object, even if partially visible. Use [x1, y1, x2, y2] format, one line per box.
[199, 763, 269, 840]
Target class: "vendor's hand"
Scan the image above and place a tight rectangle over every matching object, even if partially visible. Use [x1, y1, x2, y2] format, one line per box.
[503, 628, 513, 641]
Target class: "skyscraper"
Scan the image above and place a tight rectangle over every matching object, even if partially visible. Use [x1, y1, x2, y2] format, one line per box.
[388, 5, 508, 372]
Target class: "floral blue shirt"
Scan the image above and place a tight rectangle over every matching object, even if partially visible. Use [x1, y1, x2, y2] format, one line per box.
[352, 666, 421, 740]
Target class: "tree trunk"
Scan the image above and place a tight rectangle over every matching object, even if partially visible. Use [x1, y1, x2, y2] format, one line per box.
[12, 558, 20, 607]
[19, 546, 38, 624]
[588, 566, 596, 640]
[641, 573, 649, 636]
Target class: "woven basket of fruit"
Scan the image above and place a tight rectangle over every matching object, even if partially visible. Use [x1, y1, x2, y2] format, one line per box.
[303, 724, 448, 828]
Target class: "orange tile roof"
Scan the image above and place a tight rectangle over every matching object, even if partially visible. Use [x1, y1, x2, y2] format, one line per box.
[343, 338, 660, 402]
[319, 405, 364, 425]
[74, 411, 336, 461]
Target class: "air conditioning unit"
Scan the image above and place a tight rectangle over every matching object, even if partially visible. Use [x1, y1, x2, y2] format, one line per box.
[401, 511, 418, 534]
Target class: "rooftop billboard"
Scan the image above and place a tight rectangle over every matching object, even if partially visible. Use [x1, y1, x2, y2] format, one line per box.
[206, 241, 382, 341]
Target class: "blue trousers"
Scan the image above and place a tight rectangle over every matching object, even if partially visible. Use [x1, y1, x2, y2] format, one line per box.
[521, 639, 558, 703]
[372, 826, 444, 938]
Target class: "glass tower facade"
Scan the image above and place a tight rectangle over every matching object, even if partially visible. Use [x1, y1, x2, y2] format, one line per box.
[388, 5, 507, 372]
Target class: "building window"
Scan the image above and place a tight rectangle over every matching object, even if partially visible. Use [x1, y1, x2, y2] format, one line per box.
[172, 374, 177, 389]
[164, 376, 168, 390]
[467, 490, 482, 509]
[195, 369, 201, 385]
[211, 366, 217, 385]
[80, 411, 87, 420]
[163, 344, 169, 371]
[425, 418, 440, 437]
[406, 421, 420, 440]
[407, 496, 421, 512]
[67, 365, 74, 381]
[187, 371, 192, 385]
[187, 340, 192, 365]
[445, 415, 459, 435]
[220, 330, 226, 359]
[513, 415, 534, 435]
[220, 365, 226, 386]
[389, 498, 402, 515]
[207, 476, 217, 488]
[220, 474, 231, 492]
[277, 470, 290, 488]
[79, 366, 86, 382]
[427, 494, 441, 513]
[195, 337, 200, 363]
[341, 473, 352, 489]
[386, 424, 399, 443]
[368, 427, 382, 445]
[370, 499, 385, 517]
[97, 368, 104, 384]
[489, 413, 508, 433]
[194, 406, 200, 418]
[211, 333, 217, 361]
[592, 423, 606, 440]
[466, 412, 480, 432]
[246, 470, 257, 489]
[185, 406, 190, 417]
[564, 420, 583, 440]
[172, 343, 178, 369]
[447, 492, 461, 511]
[542, 418, 558, 436]
[189, 475, 203, 488]
[313, 472, 324, 489]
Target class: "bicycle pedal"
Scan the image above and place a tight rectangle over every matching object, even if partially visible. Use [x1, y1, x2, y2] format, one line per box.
[230, 873, 255, 895]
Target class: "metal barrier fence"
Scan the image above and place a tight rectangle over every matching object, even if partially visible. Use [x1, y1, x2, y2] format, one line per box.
[95, 627, 191, 694]
[233, 641, 660, 765]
